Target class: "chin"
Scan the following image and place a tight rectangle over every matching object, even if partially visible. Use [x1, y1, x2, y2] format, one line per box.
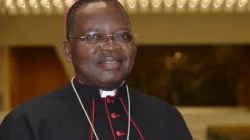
[102, 78, 123, 85]
[97, 77, 124, 89]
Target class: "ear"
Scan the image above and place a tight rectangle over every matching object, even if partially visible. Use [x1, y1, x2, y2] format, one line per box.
[63, 40, 73, 63]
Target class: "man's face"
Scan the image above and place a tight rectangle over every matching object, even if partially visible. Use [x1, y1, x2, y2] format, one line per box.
[64, 2, 137, 90]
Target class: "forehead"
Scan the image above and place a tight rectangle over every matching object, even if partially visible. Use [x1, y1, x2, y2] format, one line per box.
[74, 2, 131, 33]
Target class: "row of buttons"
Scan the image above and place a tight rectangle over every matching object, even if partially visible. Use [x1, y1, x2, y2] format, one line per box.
[107, 98, 126, 137]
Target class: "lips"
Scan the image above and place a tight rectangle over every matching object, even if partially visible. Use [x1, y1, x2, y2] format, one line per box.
[100, 57, 122, 70]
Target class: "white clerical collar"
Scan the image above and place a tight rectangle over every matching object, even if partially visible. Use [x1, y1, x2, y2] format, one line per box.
[99, 89, 116, 98]
[99, 81, 125, 98]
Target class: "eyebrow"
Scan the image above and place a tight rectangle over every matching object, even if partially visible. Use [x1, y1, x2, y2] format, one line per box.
[79, 27, 131, 35]
[116, 28, 131, 32]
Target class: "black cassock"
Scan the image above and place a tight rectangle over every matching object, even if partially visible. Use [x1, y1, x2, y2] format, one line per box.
[0, 79, 193, 140]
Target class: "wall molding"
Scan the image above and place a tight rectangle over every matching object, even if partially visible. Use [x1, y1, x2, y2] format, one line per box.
[1, 0, 250, 15]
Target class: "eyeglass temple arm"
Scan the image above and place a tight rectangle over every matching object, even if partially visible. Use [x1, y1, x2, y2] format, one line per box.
[69, 36, 85, 39]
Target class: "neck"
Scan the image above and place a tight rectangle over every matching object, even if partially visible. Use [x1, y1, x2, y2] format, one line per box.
[99, 81, 125, 91]
[74, 77, 125, 91]
[71, 77, 127, 99]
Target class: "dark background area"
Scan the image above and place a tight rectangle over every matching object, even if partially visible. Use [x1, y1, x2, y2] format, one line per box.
[127, 45, 250, 106]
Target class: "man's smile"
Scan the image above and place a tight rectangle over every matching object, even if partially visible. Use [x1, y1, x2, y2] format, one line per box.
[99, 56, 122, 70]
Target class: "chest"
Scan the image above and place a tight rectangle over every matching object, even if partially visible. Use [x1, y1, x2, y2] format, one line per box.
[34, 98, 167, 140]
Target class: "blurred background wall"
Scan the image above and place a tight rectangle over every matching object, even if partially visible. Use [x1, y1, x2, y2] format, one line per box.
[2, 14, 250, 107]
[1, 0, 250, 139]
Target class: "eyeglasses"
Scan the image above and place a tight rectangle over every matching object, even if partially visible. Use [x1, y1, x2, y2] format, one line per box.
[68, 31, 137, 46]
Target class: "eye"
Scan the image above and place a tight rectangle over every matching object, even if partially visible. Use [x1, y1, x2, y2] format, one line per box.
[114, 32, 133, 43]
[86, 34, 98, 40]
[85, 33, 103, 44]
[116, 32, 129, 39]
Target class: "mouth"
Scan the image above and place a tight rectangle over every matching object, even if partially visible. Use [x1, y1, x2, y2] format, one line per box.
[99, 57, 122, 70]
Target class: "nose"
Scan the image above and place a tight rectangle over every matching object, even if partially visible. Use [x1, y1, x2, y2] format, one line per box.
[99, 39, 120, 52]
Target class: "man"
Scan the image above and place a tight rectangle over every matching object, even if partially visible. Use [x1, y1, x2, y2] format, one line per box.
[0, 0, 193, 139]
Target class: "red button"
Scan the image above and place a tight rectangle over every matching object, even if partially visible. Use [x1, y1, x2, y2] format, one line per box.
[116, 131, 125, 136]
[111, 113, 120, 119]
[107, 98, 115, 103]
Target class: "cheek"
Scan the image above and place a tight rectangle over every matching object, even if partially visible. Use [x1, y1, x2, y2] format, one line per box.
[74, 45, 97, 70]
[124, 45, 136, 70]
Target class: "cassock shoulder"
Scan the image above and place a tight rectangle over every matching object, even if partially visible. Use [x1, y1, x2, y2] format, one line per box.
[129, 87, 168, 106]
[3, 85, 71, 119]
[0, 85, 71, 140]
[129, 87, 176, 112]
[129, 88, 193, 139]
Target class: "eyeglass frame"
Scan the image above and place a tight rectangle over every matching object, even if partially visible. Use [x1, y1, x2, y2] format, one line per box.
[68, 31, 137, 45]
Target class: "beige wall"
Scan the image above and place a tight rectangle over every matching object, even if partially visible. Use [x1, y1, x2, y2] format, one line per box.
[1, 14, 250, 46]
[0, 47, 9, 111]
[0, 47, 4, 110]
[1, 13, 250, 110]
[0, 48, 3, 88]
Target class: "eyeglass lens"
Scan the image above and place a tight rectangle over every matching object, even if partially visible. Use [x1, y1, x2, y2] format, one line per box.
[85, 31, 134, 45]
